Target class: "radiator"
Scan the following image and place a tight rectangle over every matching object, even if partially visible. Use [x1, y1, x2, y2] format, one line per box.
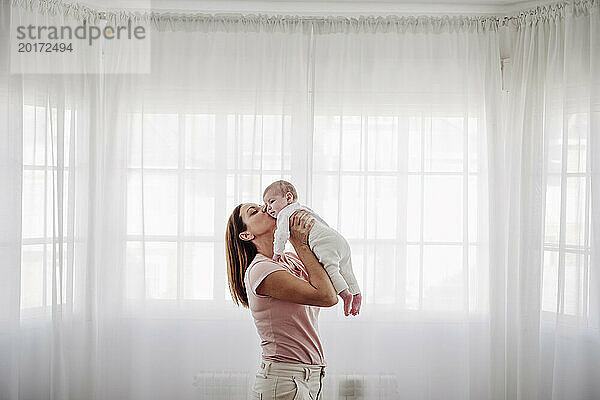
[192, 372, 252, 399]
[326, 374, 399, 399]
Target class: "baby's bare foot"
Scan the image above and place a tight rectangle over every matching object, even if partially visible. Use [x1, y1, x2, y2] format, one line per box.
[339, 289, 353, 316]
[350, 293, 362, 316]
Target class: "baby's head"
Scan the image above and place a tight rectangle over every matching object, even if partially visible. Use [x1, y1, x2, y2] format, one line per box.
[263, 180, 297, 218]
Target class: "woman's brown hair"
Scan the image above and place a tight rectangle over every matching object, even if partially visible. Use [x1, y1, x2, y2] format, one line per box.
[225, 204, 257, 308]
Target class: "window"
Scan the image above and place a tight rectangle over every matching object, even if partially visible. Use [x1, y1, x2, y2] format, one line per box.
[311, 113, 488, 313]
[21, 105, 72, 310]
[541, 112, 591, 317]
[21, 105, 590, 318]
[124, 112, 293, 302]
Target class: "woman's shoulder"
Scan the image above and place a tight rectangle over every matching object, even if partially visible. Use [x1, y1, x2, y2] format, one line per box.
[247, 253, 285, 276]
[247, 252, 301, 274]
[245, 253, 296, 291]
[249, 252, 298, 266]
[246, 254, 271, 276]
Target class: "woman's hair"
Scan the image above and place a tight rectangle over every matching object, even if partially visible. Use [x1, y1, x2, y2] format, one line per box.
[225, 204, 257, 308]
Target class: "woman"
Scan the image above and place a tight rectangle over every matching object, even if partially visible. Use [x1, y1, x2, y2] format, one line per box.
[226, 203, 338, 400]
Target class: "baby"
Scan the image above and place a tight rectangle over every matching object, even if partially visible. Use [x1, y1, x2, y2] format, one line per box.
[262, 180, 362, 316]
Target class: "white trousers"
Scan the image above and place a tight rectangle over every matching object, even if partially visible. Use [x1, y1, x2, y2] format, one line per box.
[308, 223, 361, 295]
[249, 361, 326, 400]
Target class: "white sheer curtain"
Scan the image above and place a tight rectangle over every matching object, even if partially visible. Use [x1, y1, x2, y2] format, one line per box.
[309, 22, 500, 399]
[1, 3, 101, 400]
[499, 4, 600, 399]
[1, 1, 599, 400]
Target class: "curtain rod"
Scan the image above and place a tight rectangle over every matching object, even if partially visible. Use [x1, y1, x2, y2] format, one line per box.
[14, 0, 598, 29]
[91, 0, 595, 23]
[93, 11, 520, 23]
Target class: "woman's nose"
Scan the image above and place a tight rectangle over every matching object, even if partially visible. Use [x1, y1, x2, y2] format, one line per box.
[261, 204, 267, 213]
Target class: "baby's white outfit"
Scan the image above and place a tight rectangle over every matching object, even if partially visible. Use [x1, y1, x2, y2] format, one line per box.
[273, 202, 361, 295]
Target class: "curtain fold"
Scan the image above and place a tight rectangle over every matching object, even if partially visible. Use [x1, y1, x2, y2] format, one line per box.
[1, 1, 599, 399]
[501, 3, 600, 399]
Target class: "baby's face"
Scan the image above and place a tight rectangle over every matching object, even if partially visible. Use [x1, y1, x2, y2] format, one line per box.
[263, 191, 292, 218]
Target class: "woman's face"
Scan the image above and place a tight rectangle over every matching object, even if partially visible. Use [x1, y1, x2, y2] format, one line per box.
[239, 203, 276, 240]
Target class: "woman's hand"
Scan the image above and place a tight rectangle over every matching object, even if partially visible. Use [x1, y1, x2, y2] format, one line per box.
[289, 210, 315, 249]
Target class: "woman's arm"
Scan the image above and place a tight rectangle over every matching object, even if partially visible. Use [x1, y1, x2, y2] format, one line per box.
[255, 211, 338, 307]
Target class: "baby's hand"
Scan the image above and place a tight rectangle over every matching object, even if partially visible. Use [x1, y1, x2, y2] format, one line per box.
[339, 289, 353, 316]
[272, 254, 282, 262]
[350, 293, 362, 316]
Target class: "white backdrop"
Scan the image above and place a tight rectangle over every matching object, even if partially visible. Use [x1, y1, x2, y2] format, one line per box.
[1, 0, 599, 399]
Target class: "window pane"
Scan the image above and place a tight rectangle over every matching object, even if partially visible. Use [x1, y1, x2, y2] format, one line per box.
[422, 245, 463, 311]
[423, 175, 462, 242]
[544, 175, 561, 246]
[367, 116, 397, 171]
[468, 117, 479, 173]
[125, 241, 144, 299]
[542, 251, 558, 313]
[45, 242, 67, 306]
[424, 117, 463, 172]
[341, 116, 362, 171]
[22, 170, 45, 238]
[564, 253, 584, 316]
[184, 175, 215, 236]
[22, 105, 46, 166]
[126, 113, 143, 168]
[566, 113, 587, 174]
[237, 174, 262, 203]
[20, 244, 44, 309]
[311, 174, 339, 229]
[146, 242, 177, 299]
[546, 118, 562, 174]
[340, 176, 364, 239]
[183, 243, 214, 300]
[64, 110, 72, 168]
[45, 171, 69, 240]
[469, 245, 488, 313]
[469, 176, 479, 243]
[46, 108, 57, 167]
[127, 172, 143, 235]
[313, 116, 340, 172]
[565, 177, 586, 247]
[143, 114, 179, 168]
[407, 116, 421, 172]
[367, 176, 397, 239]
[366, 244, 396, 304]
[225, 175, 235, 222]
[227, 115, 263, 170]
[406, 245, 420, 310]
[184, 114, 216, 169]
[261, 115, 291, 171]
[144, 174, 178, 235]
[406, 175, 421, 242]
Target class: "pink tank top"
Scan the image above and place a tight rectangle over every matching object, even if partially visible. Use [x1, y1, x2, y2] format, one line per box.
[244, 252, 326, 365]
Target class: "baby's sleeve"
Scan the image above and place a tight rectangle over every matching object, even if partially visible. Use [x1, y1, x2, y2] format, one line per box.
[246, 261, 287, 298]
[273, 211, 291, 256]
